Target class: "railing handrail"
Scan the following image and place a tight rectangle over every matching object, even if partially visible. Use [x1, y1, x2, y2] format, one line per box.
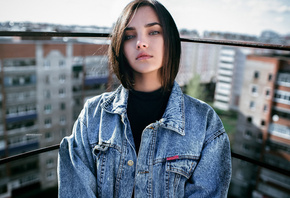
[0, 144, 289, 177]
[0, 31, 289, 51]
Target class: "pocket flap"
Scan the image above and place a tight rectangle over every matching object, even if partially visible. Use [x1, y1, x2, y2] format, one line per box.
[166, 156, 198, 179]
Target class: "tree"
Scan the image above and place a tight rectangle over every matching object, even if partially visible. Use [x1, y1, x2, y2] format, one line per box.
[185, 74, 207, 101]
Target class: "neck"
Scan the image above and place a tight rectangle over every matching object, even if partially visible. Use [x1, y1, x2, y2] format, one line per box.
[133, 72, 162, 92]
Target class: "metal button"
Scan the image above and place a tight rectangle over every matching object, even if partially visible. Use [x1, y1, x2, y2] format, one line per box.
[127, 160, 134, 166]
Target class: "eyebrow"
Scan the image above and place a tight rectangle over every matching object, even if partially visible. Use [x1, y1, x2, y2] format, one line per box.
[125, 22, 162, 31]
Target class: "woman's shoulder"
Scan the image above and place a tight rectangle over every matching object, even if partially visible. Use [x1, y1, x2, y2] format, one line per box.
[183, 94, 215, 114]
[78, 89, 118, 121]
[183, 94, 225, 139]
[85, 91, 115, 108]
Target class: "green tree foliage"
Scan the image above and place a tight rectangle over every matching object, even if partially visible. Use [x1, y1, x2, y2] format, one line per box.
[185, 74, 207, 101]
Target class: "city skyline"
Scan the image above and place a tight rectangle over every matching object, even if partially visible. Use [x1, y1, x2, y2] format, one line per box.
[0, 0, 290, 36]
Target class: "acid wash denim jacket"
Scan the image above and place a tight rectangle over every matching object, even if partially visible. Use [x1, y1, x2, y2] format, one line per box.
[58, 82, 232, 198]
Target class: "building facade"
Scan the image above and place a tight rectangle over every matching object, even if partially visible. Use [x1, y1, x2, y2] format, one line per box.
[0, 39, 109, 197]
[230, 54, 290, 198]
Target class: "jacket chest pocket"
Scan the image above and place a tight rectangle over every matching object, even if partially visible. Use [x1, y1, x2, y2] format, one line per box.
[165, 157, 198, 198]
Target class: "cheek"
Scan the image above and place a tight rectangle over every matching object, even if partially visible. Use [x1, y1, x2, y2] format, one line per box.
[123, 44, 131, 62]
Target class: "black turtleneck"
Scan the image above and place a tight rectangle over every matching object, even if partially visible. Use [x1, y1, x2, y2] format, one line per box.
[127, 88, 171, 154]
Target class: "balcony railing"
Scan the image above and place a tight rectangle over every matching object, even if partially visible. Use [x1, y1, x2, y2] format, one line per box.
[0, 31, 290, 51]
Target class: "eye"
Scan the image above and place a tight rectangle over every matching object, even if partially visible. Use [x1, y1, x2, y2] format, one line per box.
[149, 31, 160, 35]
[124, 35, 135, 40]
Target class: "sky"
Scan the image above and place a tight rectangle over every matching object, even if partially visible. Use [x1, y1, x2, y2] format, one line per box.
[0, 0, 290, 37]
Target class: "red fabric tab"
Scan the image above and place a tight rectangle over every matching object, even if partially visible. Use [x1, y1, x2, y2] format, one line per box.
[166, 155, 179, 161]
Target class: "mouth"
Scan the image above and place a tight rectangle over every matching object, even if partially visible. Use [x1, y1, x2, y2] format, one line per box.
[136, 52, 153, 60]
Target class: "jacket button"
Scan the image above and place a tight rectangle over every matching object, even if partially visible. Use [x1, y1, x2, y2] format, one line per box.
[127, 160, 134, 166]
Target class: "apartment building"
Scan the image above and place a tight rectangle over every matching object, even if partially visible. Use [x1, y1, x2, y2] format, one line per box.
[194, 42, 221, 84]
[177, 32, 199, 86]
[0, 38, 109, 197]
[230, 54, 290, 198]
[213, 47, 250, 111]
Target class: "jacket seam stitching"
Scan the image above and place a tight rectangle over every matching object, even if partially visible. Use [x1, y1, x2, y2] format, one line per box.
[204, 128, 225, 147]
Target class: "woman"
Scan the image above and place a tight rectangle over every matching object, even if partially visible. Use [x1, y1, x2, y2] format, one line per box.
[58, 0, 232, 197]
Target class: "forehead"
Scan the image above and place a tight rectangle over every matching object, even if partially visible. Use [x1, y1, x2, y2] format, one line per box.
[127, 6, 160, 27]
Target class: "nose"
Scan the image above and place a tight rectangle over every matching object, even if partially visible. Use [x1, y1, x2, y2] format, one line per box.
[136, 39, 148, 49]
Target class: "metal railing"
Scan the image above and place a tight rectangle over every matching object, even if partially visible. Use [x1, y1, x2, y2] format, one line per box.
[0, 143, 289, 177]
[0, 31, 290, 179]
[0, 31, 290, 51]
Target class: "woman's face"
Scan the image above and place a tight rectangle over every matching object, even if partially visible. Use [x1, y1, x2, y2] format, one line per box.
[123, 6, 164, 78]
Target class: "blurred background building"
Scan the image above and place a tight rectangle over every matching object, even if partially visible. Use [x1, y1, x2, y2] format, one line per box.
[0, 35, 110, 197]
[231, 54, 290, 198]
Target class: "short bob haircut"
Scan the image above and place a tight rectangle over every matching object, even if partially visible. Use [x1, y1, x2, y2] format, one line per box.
[108, 0, 181, 92]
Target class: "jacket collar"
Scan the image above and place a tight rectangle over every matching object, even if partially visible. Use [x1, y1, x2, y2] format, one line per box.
[101, 81, 185, 136]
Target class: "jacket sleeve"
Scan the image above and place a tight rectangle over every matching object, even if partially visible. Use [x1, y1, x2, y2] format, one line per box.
[185, 131, 232, 198]
[58, 117, 97, 198]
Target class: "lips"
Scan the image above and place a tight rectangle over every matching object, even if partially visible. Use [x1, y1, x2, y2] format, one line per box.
[136, 52, 153, 60]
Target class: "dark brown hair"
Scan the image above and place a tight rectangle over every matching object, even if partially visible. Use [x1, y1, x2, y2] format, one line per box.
[108, 0, 181, 91]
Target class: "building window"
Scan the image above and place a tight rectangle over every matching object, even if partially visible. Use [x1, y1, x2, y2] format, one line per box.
[46, 170, 55, 181]
[60, 116, 66, 125]
[44, 60, 50, 68]
[44, 118, 52, 128]
[249, 101, 255, 110]
[59, 88, 66, 97]
[59, 74, 66, 83]
[46, 158, 54, 168]
[268, 74, 273, 81]
[6, 107, 17, 115]
[261, 120, 266, 126]
[277, 72, 290, 86]
[265, 89, 271, 98]
[252, 86, 257, 93]
[73, 72, 80, 79]
[263, 104, 268, 112]
[274, 90, 290, 105]
[59, 60, 65, 67]
[245, 130, 252, 139]
[247, 117, 252, 123]
[242, 144, 250, 152]
[251, 85, 258, 96]
[44, 104, 52, 113]
[254, 71, 259, 79]
[60, 103, 66, 110]
[45, 132, 53, 141]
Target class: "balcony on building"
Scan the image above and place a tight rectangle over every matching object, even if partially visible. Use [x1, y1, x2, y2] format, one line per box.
[7, 140, 39, 156]
[269, 123, 290, 140]
[84, 75, 108, 86]
[6, 110, 37, 124]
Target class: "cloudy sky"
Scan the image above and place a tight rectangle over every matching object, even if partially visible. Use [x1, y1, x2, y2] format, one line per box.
[1, 0, 290, 36]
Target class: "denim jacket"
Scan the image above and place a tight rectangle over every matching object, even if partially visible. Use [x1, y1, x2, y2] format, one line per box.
[58, 82, 231, 198]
